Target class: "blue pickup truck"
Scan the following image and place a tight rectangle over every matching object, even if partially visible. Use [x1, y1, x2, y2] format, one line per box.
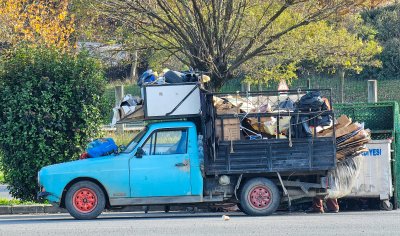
[38, 87, 336, 219]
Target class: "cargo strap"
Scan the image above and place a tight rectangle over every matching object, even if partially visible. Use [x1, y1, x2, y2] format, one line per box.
[166, 84, 199, 116]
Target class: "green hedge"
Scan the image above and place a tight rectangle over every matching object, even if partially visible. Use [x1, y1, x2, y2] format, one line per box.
[0, 46, 106, 200]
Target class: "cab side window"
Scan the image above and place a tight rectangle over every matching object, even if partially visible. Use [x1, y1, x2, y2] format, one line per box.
[141, 129, 188, 155]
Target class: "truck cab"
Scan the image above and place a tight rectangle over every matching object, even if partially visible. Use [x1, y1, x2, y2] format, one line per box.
[123, 121, 203, 200]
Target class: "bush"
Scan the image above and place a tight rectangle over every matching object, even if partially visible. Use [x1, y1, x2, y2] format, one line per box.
[0, 46, 106, 200]
[0, 151, 3, 183]
[0, 171, 4, 184]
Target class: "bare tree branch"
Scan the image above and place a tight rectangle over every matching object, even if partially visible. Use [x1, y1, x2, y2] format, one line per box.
[95, 0, 369, 90]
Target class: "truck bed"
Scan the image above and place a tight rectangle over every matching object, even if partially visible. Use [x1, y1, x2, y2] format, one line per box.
[205, 138, 336, 175]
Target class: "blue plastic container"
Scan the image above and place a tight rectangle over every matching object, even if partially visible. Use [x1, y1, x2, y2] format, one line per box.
[86, 138, 118, 158]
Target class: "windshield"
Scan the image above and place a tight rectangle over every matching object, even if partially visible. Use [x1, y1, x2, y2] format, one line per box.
[121, 127, 148, 153]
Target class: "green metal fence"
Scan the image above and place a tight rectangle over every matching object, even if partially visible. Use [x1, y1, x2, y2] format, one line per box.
[222, 76, 400, 105]
[104, 76, 400, 110]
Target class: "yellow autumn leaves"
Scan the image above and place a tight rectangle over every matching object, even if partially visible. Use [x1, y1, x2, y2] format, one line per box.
[0, 0, 75, 49]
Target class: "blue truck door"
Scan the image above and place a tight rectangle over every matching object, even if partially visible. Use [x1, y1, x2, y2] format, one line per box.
[130, 128, 192, 197]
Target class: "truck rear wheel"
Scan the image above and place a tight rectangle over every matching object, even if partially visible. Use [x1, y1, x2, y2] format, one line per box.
[239, 178, 280, 216]
[237, 203, 244, 212]
[65, 181, 106, 220]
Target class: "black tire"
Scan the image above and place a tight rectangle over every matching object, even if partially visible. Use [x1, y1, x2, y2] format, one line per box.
[380, 200, 393, 211]
[65, 181, 106, 220]
[239, 178, 280, 216]
[237, 203, 244, 212]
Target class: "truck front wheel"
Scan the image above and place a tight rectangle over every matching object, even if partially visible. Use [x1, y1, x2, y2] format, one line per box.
[239, 178, 280, 216]
[65, 181, 106, 220]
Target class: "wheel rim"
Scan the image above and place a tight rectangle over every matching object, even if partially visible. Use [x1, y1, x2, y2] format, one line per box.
[248, 185, 272, 209]
[72, 188, 98, 213]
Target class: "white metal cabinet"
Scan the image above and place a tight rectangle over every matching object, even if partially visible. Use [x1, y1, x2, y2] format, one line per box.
[143, 83, 201, 118]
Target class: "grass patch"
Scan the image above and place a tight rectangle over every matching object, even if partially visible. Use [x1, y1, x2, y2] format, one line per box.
[0, 198, 50, 206]
[0, 198, 40, 206]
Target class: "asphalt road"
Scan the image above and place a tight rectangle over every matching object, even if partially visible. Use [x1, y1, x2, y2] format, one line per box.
[0, 210, 399, 236]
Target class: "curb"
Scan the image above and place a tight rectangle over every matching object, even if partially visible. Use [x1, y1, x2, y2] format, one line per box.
[0, 205, 195, 215]
[0, 205, 68, 215]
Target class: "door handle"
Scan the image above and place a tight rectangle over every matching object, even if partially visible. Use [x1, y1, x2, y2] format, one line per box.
[175, 162, 188, 167]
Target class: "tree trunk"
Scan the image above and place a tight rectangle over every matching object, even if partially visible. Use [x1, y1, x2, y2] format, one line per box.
[209, 72, 233, 92]
[130, 50, 138, 84]
[190, 56, 231, 92]
[339, 68, 345, 103]
[208, 76, 224, 92]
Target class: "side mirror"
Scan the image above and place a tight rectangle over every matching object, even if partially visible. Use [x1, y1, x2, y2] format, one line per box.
[118, 145, 126, 153]
[135, 147, 145, 158]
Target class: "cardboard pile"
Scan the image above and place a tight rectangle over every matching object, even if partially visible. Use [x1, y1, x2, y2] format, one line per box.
[215, 118, 241, 141]
[320, 115, 370, 160]
[213, 96, 241, 115]
[247, 116, 291, 137]
[213, 97, 241, 141]
[213, 96, 290, 141]
[213, 92, 335, 141]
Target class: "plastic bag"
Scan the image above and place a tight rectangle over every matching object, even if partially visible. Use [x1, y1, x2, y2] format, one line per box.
[325, 155, 362, 199]
[297, 91, 324, 111]
[138, 69, 157, 86]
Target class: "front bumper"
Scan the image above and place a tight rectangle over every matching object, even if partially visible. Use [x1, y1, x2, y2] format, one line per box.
[37, 191, 51, 202]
